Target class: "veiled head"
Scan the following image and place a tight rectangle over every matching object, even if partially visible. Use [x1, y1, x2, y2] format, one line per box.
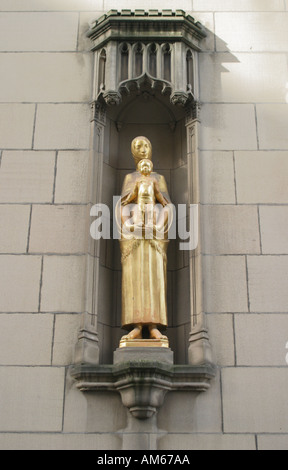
[131, 136, 152, 166]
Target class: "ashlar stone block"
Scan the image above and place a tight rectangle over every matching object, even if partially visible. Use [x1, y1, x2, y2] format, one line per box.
[159, 433, 256, 451]
[199, 53, 288, 103]
[0, 53, 92, 102]
[0, 205, 30, 253]
[104, 0, 193, 11]
[199, 151, 235, 204]
[203, 255, 248, 313]
[257, 104, 288, 150]
[235, 151, 288, 204]
[258, 435, 288, 451]
[34, 104, 91, 150]
[0, 151, 55, 204]
[52, 314, 81, 366]
[0, 314, 53, 366]
[200, 104, 257, 151]
[54, 151, 90, 204]
[0, 255, 42, 312]
[215, 13, 288, 52]
[206, 314, 235, 366]
[158, 374, 222, 433]
[259, 206, 288, 254]
[194, 0, 284, 11]
[63, 380, 127, 433]
[235, 314, 288, 366]
[0, 104, 35, 149]
[0, 433, 121, 451]
[222, 368, 288, 433]
[0, 13, 78, 51]
[0, 366, 65, 432]
[247, 256, 288, 312]
[0, 0, 103, 10]
[202, 205, 260, 255]
[29, 205, 89, 254]
[41, 255, 87, 313]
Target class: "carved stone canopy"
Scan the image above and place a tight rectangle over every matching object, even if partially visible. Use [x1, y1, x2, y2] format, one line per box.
[87, 9, 206, 109]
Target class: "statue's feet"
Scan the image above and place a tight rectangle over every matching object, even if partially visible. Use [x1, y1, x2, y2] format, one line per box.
[149, 326, 168, 341]
[121, 325, 142, 341]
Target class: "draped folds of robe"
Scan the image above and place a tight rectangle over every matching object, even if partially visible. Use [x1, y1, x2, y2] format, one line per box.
[118, 171, 171, 330]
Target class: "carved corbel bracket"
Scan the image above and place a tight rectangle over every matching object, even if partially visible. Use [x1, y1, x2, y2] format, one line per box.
[70, 361, 216, 420]
[102, 90, 122, 106]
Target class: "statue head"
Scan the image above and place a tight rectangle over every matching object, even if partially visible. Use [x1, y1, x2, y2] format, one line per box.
[131, 136, 152, 166]
[137, 158, 153, 176]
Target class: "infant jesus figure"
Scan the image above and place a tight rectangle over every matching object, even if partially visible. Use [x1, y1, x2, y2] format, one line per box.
[121, 159, 169, 240]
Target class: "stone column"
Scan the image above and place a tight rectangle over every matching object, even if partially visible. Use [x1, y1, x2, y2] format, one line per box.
[73, 101, 106, 366]
[171, 42, 189, 106]
[186, 103, 213, 367]
[103, 41, 122, 105]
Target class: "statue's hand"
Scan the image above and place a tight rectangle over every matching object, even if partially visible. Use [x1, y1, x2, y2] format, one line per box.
[121, 192, 134, 206]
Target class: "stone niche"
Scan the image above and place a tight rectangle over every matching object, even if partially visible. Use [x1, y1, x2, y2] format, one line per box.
[71, 10, 215, 421]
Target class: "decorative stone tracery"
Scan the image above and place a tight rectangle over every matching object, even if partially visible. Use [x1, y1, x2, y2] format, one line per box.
[88, 9, 206, 110]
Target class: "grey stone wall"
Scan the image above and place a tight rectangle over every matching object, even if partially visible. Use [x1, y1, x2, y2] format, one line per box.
[0, 0, 287, 450]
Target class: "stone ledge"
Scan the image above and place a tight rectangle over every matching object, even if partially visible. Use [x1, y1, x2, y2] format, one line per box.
[87, 10, 207, 51]
[89, 9, 204, 29]
[70, 361, 216, 420]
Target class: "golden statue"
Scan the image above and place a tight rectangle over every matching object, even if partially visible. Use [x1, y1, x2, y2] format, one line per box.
[117, 136, 173, 347]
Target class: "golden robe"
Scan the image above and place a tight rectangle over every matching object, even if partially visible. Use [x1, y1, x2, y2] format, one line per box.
[119, 171, 171, 330]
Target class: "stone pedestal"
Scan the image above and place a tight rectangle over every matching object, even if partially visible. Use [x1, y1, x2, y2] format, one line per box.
[114, 346, 174, 365]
